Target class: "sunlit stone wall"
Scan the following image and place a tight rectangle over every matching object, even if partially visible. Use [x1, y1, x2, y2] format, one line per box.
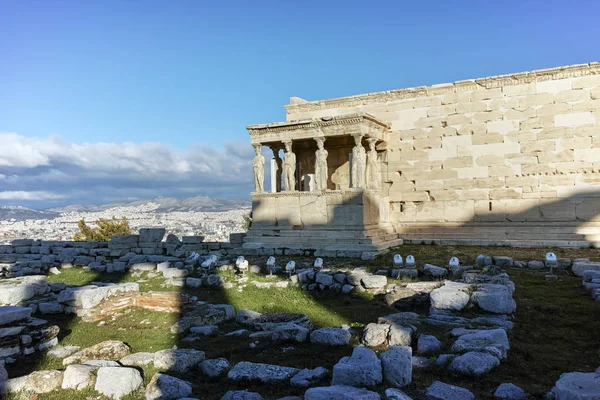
[285, 63, 600, 246]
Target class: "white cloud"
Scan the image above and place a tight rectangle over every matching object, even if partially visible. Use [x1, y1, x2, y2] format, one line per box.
[0, 133, 258, 206]
[0, 191, 66, 200]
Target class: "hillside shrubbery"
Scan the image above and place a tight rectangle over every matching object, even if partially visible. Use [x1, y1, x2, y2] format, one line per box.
[73, 216, 132, 241]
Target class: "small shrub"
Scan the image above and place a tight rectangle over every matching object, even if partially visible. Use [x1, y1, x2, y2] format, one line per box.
[73, 216, 132, 241]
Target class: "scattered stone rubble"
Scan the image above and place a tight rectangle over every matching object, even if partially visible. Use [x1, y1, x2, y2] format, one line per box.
[1, 244, 599, 399]
[582, 270, 600, 301]
[0, 305, 59, 364]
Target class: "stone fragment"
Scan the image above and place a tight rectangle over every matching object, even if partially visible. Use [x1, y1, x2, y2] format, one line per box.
[418, 335, 442, 354]
[63, 340, 131, 365]
[528, 261, 545, 269]
[290, 367, 329, 387]
[119, 352, 155, 367]
[22, 370, 64, 393]
[362, 275, 388, 289]
[494, 383, 527, 399]
[253, 312, 312, 331]
[236, 309, 262, 326]
[449, 351, 500, 376]
[493, 257, 513, 267]
[332, 347, 383, 387]
[362, 323, 390, 347]
[186, 277, 202, 288]
[153, 349, 205, 373]
[62, 364, 96, 390]
[139, 228, 166, 243]
[228, 361, 300, 383]
[388, 324, 413, 347]
[550, 372, 600, 400]
[572, 262, 600, 277]
[423, 264, 447, 278]
[3, 376, 27, 394]
[0, 306, 32, 325]
[451, 329, 510, 360]
[84, 360, 121, 367]
[163, 268, 188, 279]
[430, 282, 471, 311]
[201, 358, 231, 377]
[95, 366, 143, 399]
[272, 323, 309, 342]
[305, 385, 381, 400]
[426, 381, 474, 400]
[145, 372, 192, 400]
[316, 273, 334, 286]
[380, 346, 412, 388]
[471, 284, 516, 314]
[310, 327, 351, 346]
[221, 391, 263, 400]
[385, 388, 412, 400]
[39, 301, 64, 314]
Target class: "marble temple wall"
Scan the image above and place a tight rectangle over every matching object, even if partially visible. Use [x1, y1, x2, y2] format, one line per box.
[283, 63, 600, 247]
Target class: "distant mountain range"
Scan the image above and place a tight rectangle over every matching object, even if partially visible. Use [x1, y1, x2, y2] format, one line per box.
[0, 196, 251, 221]
[0, 206, 60, 221]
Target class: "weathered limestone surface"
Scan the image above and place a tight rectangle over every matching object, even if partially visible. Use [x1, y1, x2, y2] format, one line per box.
[275, 63, 600, 248]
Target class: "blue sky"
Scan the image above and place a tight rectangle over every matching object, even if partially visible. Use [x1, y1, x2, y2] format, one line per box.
[0, 0, 599, 207]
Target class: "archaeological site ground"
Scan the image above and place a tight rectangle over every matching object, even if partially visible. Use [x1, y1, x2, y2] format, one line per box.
[1, 63, 600, 400]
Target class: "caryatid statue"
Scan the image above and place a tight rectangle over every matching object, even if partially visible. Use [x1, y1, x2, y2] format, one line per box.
[253, 144, 265, 192]
[314, 138, 328, 191]
[351, 134, 366, 188]
[270, 146, 283, 192]
[283, 141, 296, 191]
[366, 138, 381, 190]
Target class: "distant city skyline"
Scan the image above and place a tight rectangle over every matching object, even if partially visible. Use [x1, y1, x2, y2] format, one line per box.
[1, 0, 599, 207]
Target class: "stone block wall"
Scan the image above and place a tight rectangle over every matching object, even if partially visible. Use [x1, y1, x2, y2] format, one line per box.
[0, 231, 247, 277]
[284, 63, 600, 247]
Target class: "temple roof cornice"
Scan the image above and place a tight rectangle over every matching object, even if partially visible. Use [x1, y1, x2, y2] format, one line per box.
[247, 113, 390, 145]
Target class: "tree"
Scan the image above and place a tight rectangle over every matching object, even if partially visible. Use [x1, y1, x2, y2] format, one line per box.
[73, 216, 132, 241]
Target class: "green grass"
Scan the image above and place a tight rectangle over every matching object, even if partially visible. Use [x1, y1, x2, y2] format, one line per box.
[8, 244, 600, 399]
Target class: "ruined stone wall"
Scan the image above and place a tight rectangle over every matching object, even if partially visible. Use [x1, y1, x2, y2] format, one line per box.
[0, 231, 247, 277]
[285, 63, 600, 246]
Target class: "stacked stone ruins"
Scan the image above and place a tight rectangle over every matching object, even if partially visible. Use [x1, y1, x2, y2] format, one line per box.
[245, 63, 600, 257]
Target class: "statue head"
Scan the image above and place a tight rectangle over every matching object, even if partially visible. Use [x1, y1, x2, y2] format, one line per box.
[316, 138, 325, 150]
[253, 145, 261, 155]
[352, 134, 363, 147]
[284, 141, 292, 152]
[366, 138, 378, 151]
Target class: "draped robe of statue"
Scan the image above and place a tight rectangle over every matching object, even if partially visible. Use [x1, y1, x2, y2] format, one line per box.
[351, 138, 366, 188]
[283, 145, 296, 191]
[366, 145, 381, 190]
[315, 146, 328, 191]
[253, 148, 265, 192]
[272, 148, 283, 192]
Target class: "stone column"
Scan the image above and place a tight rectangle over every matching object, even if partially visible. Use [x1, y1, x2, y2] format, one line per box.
[253, 144, 265, 192]
[351, 134, 366, 189]
[282, 140, 296, 191]
[269, 145, 283, 193]
[314, 137, 328, 191]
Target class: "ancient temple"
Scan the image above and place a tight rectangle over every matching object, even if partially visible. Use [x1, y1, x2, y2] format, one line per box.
[244, 63, 600, 258]
[244, 113, 403, 258]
